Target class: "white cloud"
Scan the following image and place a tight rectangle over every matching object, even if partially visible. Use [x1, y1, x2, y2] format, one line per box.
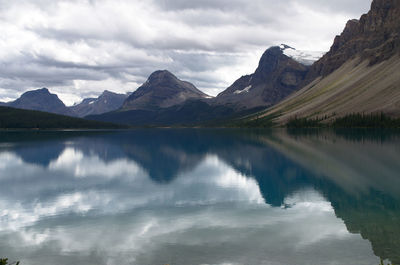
[0, 0, 371, 105]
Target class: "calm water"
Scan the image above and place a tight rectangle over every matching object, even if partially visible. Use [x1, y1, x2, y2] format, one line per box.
[0, 129, 399, 265]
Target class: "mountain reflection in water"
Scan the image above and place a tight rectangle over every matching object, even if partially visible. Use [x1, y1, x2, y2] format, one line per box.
[0, 129, 399, 265]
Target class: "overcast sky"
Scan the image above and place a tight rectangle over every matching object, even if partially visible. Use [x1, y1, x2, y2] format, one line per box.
[0, 0, 371, 105]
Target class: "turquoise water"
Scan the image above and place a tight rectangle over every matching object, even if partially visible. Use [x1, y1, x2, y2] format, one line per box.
[0, 129, 399, 265]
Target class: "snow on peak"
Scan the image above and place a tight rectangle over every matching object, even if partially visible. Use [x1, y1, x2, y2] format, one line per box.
[234, 85, 252, 94]
[280, 44, 325, 66]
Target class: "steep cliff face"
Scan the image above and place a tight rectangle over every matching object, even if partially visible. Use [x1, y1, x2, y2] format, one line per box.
[215, 46, 309, 110]
[306, 0, 400, 83]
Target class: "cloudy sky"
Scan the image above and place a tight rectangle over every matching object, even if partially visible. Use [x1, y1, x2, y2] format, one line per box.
[0, 0, 371, 105]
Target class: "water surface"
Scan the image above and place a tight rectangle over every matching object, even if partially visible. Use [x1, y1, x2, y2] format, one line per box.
[0, 129, 399, 265]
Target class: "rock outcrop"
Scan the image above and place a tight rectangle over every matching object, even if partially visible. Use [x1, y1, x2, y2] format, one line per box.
[305, 0, 400, 83]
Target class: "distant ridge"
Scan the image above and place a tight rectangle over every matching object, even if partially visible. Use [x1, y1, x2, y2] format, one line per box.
[71, 90, 128, 117]
[3, 88, 75, 116]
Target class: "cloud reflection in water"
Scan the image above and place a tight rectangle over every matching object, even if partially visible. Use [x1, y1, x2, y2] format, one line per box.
[0, 130, 390, 265]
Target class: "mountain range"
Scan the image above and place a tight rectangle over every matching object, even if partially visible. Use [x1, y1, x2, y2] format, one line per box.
[0, 89, 129, 118]
[87, 45, 315, 126]
[251, 0, 400, 125]
[0, 0, 399, 128]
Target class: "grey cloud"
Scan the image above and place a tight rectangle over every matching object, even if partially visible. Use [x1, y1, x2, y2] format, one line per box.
[156, 0, 370, 15]
[0, 61, 107, 84]
[0, 0, 373, 104]
[155, 0, 247, 11]
[299, 0, 372, 14]
[167, 51, 242, 72]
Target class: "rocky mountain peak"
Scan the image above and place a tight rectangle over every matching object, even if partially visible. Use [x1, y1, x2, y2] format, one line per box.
[122, 70, 209, 111]
[23, 87, 51, 96]
[252, 46, 309, 86]
[254, 46, 287, 78]
[215, 45, 309, 109]
[18, 88, 61, 102]
[7, 88, 74, 116]
[144, 70, 179, 86]
[38, 87, 50, 93]
[101, 90, 114, 96]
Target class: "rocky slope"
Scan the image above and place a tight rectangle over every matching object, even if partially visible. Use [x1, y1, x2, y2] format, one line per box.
[214, 46, 309, 110]
[3, 88, 74, 116]
[254, 0, 400, 124]
[122, 70, 210, 111]
[71, 90, 128, 117]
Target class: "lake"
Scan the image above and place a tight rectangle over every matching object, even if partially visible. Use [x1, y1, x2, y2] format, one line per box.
[0, 129, 399, 265]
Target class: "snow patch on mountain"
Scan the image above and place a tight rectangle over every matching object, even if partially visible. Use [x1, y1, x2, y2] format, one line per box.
[234, 85, 252, 94]
[280, 44, 325, 66]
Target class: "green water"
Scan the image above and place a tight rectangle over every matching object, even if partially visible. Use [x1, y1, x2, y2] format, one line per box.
[0, 129, 399, 265]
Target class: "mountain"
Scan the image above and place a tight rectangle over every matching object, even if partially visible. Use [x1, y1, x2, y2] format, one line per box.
[71, 90, 128, 117]
[89, 48, 320, 126]
[0, 106, 124, 129]
[249, 0, 400, 125]
[214, 45, 310, 110]
[122, 70, 210, 111]
[4, 88, 75, 116]
[88, 70, 241, 126]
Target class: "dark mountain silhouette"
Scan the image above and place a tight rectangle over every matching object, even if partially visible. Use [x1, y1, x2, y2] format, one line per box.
[3, 88, 75, 116]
